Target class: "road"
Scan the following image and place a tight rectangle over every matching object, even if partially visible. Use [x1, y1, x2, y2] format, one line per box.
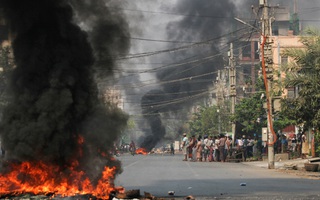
[115, 154, 320, 199]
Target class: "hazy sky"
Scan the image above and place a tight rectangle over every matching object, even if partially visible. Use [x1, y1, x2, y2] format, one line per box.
[116, 0, 320, 117]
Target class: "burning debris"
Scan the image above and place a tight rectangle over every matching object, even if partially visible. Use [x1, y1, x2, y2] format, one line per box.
[135, 148, 148, 155]
[0, 161, 118, 199]
[0, 0, 130, 198]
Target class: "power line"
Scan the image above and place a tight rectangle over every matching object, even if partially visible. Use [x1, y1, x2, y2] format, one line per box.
[112, 27, 251, 60]
[111, 34, 256, 77]
[110, 7, 238, 20]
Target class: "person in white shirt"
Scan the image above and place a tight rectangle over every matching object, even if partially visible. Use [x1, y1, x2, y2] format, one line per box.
[181, 133, 189, 161]
[203, 135, 212, 162]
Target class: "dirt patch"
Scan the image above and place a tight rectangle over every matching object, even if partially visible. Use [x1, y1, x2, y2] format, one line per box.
[276, 168, 320, 179]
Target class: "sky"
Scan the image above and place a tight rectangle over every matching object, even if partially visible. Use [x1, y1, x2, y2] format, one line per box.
[116, 0, 320, 111]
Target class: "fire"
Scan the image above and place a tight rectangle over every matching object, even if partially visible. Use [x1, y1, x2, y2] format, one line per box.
[0, 161, 118, 199]
[135, 148, 148, 155]
[0, 135, 124, 199]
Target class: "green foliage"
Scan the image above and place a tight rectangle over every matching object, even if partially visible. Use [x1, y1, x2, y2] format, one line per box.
[315, 131, 320, 157]
[233, 77, 293, 134]
[233, 78, 265, 134]
[188, 104, 231, 136]
[281, 28, 320, 130]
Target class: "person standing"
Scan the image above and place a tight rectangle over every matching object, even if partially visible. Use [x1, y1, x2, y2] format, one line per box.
[253, 137, 258, 157]
[181, 133, 188, 161]
[188, 135, 196, 161]
[218, 134, 226, 162]
[236, 136, 243, 150]
[301, 132, 308, 159]
[225, 136, 232, 159]
[208, 136, 214, 162]
[281, 135, 288, 153]
[246, 136, 254, 158]
[291, 134, 297, 152]
[213, 136, 220, 161]
[203, 135, 211, 162]
[170, 142, 175, 155]
[196, 136, 203, 161]
[129, 140, 136, 156]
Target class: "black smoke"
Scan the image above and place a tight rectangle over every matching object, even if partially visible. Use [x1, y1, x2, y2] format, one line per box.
[70, 0, 130, 77]
[0, 0, 129, 183]
[139, 1, 239, 150]
[140, 90, 166, 151]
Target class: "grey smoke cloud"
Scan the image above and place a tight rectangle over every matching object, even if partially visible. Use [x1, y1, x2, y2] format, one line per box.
[138, 0, 240, 149]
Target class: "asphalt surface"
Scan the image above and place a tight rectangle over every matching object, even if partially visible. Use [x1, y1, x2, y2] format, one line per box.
[114, 153, 320, 199]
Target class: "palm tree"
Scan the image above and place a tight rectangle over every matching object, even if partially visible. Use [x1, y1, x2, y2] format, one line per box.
[281, 28, 320, 157]
[282, 29, 320, 128]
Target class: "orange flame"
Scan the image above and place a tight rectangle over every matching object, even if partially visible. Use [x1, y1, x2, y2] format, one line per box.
[0, 135, 122, 199]
[0, 161, 118, 199]
[135, 148, 148, 155]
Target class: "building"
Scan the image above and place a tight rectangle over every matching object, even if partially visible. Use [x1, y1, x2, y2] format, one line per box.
[270, 31, 304, 98]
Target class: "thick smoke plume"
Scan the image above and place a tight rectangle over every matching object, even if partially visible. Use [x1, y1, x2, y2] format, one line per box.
[139, 0, 238, 150]
[70, 0, 130, 77]
[0, 0, 129, 182]
[140, 90, 166, 151]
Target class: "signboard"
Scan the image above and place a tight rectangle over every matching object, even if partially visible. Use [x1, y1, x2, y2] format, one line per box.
[262, 127, 268, 142]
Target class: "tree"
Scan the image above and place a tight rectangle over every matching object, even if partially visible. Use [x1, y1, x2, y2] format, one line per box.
[281, 29, 320, 130]
[232, 78, 266, 135]
[188, 104, 231, 136]
[233, 77, 293, 137]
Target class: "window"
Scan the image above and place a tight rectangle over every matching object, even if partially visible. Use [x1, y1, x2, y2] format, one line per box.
[287, 87, 295, 99]
[272, 25, 279, 36]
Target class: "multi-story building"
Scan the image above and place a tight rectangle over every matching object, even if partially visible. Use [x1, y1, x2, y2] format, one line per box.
[270, 30, 303, 98]
[236, 4, 301, 99]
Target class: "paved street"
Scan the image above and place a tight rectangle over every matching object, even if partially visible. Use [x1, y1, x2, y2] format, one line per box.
[115, 154, 320, 199]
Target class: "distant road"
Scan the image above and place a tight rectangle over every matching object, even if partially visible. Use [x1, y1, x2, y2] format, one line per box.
[115, 154, 320, 199]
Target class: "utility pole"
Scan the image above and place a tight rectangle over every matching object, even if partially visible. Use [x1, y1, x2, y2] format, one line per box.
[229, 43, 236, 139]
[216, 70, 223, 134]
[261, 0, 275, 169]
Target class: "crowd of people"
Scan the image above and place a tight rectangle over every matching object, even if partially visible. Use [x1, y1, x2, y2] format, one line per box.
[181, 133, 231, 162]
[274, 132, 308, 158]
[181, 133, 264, 162]
[181, 131, 310, 163]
